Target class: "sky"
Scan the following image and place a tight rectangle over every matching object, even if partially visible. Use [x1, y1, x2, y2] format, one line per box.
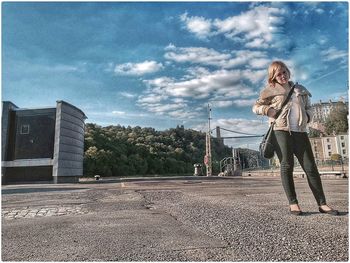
[2, 2, 349, 150]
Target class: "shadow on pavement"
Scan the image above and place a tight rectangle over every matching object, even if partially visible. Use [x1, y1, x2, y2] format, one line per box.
[300, 211, 348, 216]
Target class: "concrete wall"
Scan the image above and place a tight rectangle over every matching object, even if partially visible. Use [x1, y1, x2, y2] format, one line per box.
[52, 101, 86, 183]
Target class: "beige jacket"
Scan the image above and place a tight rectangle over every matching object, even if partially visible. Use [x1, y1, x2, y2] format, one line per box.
[252, 81, 313, 132]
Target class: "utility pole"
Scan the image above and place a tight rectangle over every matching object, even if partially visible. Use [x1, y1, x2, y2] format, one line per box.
[205, 104, 212, 176]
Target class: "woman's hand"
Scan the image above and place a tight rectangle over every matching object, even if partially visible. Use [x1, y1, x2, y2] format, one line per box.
[267, 107, 277, 118]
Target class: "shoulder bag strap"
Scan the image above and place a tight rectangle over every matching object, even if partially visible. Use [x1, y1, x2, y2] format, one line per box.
[273, 83, 296, 120]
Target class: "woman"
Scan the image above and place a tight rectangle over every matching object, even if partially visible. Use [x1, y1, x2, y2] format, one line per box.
[252, 61, 339, 216]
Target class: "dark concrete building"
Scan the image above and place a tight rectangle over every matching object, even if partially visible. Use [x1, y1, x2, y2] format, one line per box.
[2, 101, 87, 183]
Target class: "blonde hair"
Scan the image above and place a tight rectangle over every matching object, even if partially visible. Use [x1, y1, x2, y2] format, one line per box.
[268, 61, 291, 86]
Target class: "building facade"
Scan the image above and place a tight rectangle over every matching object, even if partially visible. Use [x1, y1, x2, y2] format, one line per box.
[2, 101, 87, 183]
[311, 99, 348, 123]
[335, 134, 348, 159]
[309, 99, 348, 132]
[309, 133, 348, 162]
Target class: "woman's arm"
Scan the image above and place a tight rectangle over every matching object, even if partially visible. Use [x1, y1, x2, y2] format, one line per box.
[252, 97, 274, 116]
[305, 95, 313, 123]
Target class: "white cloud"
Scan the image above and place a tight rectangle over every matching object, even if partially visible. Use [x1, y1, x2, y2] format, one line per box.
[88, 111, 150, 119]
[184, 66, 211, 79]
[112, 110, 125, 115]
[209, 98, 258, 108]
[321, 47, 347, 62]
[248, 58, 270, 69]
[137, 97, 200, 120]
[164, 45, 269, 69]
[148, 103, 185, 113]
[180, 12, 213, 39]
[171, 97, 189, 103]
[138, 94, 168, 104]
[210, 100, 234, 108]
[143, 76, 173, 88]
[118, 92, 137, 98]
[115, 60, 164, 76]
[165, 46, 231, 67]
[143, 69, 258, 100]
[168, 109, 201, 119]
[136, 67, 261, 120]
[180, 5, 286, 49]
[245, 38, 269, 49]
[213, 5, 286, 48]
[232, 98, 257, 107]
[296, 2, 326, 16]
[242, 69, 266, 84]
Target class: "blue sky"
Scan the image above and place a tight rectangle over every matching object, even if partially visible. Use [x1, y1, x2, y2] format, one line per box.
[2, 2, 348, 149]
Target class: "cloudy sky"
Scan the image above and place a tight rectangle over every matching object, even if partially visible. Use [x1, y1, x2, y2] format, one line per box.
[2, 2, 348, 150]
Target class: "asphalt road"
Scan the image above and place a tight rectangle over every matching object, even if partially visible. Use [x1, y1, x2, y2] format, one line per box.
[2, 176, 348, 261]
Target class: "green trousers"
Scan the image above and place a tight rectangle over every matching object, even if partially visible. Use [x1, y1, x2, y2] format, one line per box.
[273, 131, 327, 206]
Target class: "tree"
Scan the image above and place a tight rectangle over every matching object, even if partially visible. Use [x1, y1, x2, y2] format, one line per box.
[308, 127, 321, 138]
[83, 123, 233, 177]
[330, 153, 342, 161]
[324, 103, 348, 135]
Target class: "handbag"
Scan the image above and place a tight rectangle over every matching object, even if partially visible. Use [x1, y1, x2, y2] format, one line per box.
[260, 123, 276, 159]
[260, 84, 296, 159]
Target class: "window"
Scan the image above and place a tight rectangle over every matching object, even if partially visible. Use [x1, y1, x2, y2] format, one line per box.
[343, 150, 346, 155]
[20, 124, 30, 134]
[327, 145, 331, 150]
[341, 136, 344, 140]
[326, 138, 330, 142]
[341, 142, 345, 148]
[328, 152, 332, 156]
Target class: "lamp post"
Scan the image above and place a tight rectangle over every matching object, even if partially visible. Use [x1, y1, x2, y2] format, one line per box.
[205, 104, 212, 176]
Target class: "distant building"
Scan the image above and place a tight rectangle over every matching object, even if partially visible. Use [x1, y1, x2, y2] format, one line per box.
[309, 137, 325, 161]
[336, 133, 348, 159]
[2, 101, 87, 183]
[309, 133, 348, 162]
[309, 99, 348, 132]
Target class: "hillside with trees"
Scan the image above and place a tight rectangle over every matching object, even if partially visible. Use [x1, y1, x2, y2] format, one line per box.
[84, 123, 232, 177]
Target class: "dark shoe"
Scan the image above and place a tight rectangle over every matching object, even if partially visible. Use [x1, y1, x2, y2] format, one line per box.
[319, 207, 339, 215]
[290, 209, 303, 216]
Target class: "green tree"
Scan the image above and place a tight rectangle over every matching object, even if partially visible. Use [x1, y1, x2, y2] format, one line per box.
[330, 153, 342, 161]
[84, 123, 233, 177]
[308, 127, 321, 138]
[325, 103, 348, 135]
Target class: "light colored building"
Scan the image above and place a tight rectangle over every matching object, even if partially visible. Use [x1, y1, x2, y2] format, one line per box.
[321, 136, 338, 160]
[311, 99, 347, 123]
[336, 133, 348, 160]
[309, 134, 348, 162]
[309, 99, 348, 133]
[309, 137, 325, 161]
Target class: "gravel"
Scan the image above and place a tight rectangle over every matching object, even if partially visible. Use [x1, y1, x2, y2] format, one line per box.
[2, 177, 348, 261]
